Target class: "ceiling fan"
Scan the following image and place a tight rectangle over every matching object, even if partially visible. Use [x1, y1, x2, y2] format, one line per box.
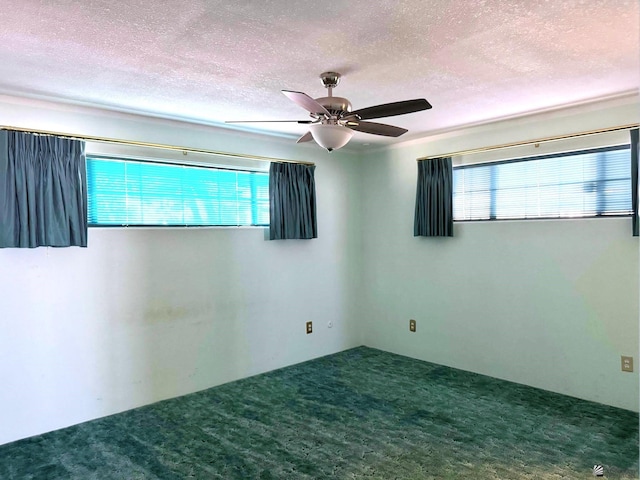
[227, 72, 432, 151]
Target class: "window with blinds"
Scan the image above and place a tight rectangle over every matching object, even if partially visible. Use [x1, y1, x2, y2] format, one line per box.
[453, 145, 632, 221]
[86, 156, 269, 226]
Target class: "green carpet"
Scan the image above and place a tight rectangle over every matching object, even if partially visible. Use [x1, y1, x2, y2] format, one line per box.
[0, 347, 638, 479]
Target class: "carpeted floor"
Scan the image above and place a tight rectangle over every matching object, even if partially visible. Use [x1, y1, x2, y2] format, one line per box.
[0, 347, 638, 479]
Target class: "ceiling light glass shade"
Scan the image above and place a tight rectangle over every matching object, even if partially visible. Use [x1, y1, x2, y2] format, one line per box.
[309, 123, 354, 151]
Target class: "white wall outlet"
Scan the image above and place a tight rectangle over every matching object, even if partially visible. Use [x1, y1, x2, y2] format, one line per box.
[621, 356, 633, 372]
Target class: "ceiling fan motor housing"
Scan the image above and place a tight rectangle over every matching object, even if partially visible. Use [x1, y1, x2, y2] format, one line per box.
[314, 96, 352, 116]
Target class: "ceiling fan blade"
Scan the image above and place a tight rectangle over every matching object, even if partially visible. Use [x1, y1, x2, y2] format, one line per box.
[296, 131, 314, 143]
[282, 90, 331, 116]
[348, 98, 432, 121]
[347, 121, 408, 137]
[225, 120, 314, 124]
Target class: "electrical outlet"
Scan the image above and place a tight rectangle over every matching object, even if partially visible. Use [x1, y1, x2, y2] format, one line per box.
[621, 356, 633, 372]
[409, 319, 416, 332]
[306, 321, 313, 334]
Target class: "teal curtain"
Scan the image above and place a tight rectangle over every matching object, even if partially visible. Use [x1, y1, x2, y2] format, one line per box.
[0, 130, 87, 248]
[269, 162, 317, 240]
[414, 157, 453, 237]
[631, 129, 638, 237]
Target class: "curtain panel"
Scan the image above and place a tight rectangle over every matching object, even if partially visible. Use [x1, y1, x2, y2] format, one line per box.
[269, 162, 317, 240]
[0, 130, 87, 248]
[631, 128, 639, 237]
[414, 157, 453, 237]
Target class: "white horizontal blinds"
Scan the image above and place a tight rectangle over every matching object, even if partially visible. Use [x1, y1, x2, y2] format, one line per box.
[250, 171, 270, 226]
[87, 157, 269, 226]
[87, 158, 130, 225]
[452, 167, 491, 221]
[453, 145, 631, 221]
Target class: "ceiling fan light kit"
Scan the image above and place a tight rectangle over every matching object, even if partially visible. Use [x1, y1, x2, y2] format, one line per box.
[309, 123, 354, 151]
[228, 71, 432, 151]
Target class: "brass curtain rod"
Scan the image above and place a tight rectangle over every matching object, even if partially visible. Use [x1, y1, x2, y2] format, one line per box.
[417, 123, 639, 161]
[0, 126, 314, 166]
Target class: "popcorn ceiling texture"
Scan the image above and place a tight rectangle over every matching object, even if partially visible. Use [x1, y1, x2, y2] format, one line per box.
[0, 0, 637, 144]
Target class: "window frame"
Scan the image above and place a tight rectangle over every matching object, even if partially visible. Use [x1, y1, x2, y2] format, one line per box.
[85, 154, 270, 228]
[452, 144, 633, 223]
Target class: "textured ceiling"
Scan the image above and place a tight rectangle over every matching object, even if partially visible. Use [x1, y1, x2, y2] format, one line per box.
[0, 0, 638, 148]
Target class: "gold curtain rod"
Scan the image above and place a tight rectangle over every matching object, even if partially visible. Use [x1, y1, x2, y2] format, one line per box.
[417, 123, 639, 161]
[0, 126, 314, 166]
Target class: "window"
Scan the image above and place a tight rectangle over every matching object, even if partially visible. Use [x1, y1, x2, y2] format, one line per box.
[453, 145, 632, 221]
[86, 156, 269, 226]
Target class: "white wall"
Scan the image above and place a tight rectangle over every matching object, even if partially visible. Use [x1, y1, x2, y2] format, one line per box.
[359, 96, 640, 411]
[0, 96, 363, 445]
